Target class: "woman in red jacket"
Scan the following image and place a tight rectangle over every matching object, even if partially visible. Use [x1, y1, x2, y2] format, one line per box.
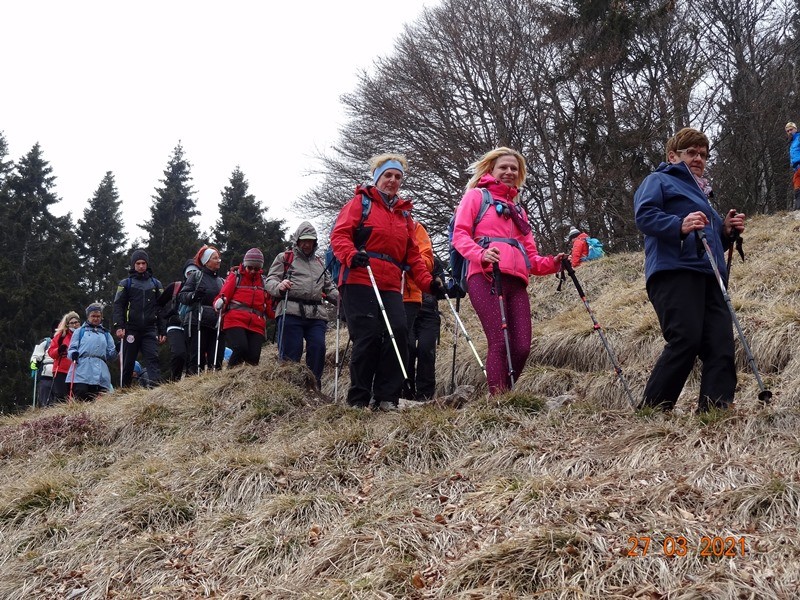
[330, 154, 444, 411]
[47, 311, 81, 402]
[214, 248, 274, 367]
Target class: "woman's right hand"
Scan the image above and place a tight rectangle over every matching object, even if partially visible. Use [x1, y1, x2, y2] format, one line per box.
[278, 279, 292, 292]
[481, 247, 501, 264]
[681, 211, 708, 235]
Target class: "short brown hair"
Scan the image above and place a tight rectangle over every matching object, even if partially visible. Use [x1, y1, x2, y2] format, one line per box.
[666, 127, 709, 159]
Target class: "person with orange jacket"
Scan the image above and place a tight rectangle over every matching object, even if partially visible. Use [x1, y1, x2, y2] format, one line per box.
[402, 220, 441, 401]
[214, 248, 274, 367]
[330, 153, 445, 410]
[568, 227, 589, 267]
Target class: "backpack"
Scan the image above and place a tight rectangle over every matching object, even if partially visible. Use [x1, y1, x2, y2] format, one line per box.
[447, 189, 531, 297]
[178, 270, 203, 321]
[583, 238, 605, 261]
[324, 194, 373, 284]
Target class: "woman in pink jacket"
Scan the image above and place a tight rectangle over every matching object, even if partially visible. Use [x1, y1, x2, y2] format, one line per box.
[451, 147, 565, 394]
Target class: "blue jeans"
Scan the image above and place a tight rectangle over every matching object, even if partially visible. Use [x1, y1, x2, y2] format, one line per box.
[277, 315, 328, 387]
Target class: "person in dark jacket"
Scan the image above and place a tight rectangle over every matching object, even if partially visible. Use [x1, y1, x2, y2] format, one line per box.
[330, 154, 444, 410]
[178, 245, 225, 373]
[156, 259, 198, 380]
[112, 249, 164, 388]
[634, 127, 746, 412]
[215, 248, 275, 367]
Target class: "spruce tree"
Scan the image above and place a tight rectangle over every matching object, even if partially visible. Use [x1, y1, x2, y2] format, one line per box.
[0, 142, 83, 411]
[142, 143, 200, 280]
[212, 166, 287, 269]
[76, 171, 127, 304]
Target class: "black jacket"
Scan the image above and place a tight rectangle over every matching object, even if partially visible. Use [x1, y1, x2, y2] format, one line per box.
[112, 269, 164, 333]
[177, 266, 224, 329]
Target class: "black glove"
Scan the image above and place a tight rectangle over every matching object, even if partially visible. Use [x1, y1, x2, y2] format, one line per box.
[351, 250, 370, 268]
[70, 351, 79, 363]
[58, 344, 67, 357]
[430, 277, 447, 300]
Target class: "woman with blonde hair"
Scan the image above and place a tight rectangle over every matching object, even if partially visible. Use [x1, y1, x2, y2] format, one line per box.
[451, 147, 565, 394]
[330, 153, 443, 410]
[47, 311, 81, 402]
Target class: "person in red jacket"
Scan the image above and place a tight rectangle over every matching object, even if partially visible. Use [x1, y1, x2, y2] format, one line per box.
[330, 153, 444, 410]
[568, 227, 589, 267]
[214, 248, 274, 367]
[47, 311, 81, 402]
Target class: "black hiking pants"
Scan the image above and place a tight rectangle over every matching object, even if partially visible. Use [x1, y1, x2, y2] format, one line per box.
[642, 270, 736, 411]
[342, 284, 407, 408]
[121, 327, 161, 387]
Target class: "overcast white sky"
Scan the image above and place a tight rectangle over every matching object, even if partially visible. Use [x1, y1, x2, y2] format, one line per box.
[1, 0, 435, 242]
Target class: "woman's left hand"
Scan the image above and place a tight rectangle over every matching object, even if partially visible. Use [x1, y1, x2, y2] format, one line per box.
[723, 209, 746, 237]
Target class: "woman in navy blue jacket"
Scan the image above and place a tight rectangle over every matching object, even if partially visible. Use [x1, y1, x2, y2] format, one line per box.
[634, 127, 745, 412]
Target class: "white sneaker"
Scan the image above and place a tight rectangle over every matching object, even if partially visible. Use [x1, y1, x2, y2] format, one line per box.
[378, 401, 399, 412]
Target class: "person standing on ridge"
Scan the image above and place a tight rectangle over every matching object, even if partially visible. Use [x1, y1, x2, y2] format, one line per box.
[451, 147, 565, 395]
[215, 248, 274, 368]
[330, 154, 444, 410]
[112, 249, 164, 388]
[634, 127, 746, 412]
[785, 121, 800, 210]
[265, 223, 338, 388]
[567, 227, 589, 267]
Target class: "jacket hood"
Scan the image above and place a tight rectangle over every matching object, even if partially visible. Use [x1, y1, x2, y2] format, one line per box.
[476, 174, 518, 202]
[292, 221, 319, 249]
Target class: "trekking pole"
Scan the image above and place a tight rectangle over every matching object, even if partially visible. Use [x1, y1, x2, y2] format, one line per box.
[560, 258, 636, 407]
[449, 296, 460, 394]
[197, 306, 203, 374]
[334, 294, 341, 403]
[278, 271, 293, 360]
[491, 263, 515, 390]
[365, 263, 408, 380]
[32, 367, 38, 408]
[726, 226, 744, 274]
[442, 288, 486, 381]
[698, 231, 772, 404]
[69, 361, 77, 403]
[213, 310, 223, 371]
[337, 336, 352, 378]
[47, 361, 59, 405]
[119, 335, 124, 388]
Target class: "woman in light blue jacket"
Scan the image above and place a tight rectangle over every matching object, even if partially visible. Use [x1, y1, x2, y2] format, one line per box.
[67, 304, 118, 401]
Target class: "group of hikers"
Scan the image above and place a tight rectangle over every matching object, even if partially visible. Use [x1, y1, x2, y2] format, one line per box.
[30, 126, 758, 413]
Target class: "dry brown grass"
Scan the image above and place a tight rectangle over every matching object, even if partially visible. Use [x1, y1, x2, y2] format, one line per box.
[2, 212, 800, 599]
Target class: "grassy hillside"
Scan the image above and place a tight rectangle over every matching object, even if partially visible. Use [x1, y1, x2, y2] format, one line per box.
[1, 212, 799, 599]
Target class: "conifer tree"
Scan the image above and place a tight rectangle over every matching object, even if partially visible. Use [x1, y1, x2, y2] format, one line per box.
[76, 171, 127, 303]
[142, 143, 200, 280]
[212, 166, 287, 269]
[0, 142, 82, 410]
